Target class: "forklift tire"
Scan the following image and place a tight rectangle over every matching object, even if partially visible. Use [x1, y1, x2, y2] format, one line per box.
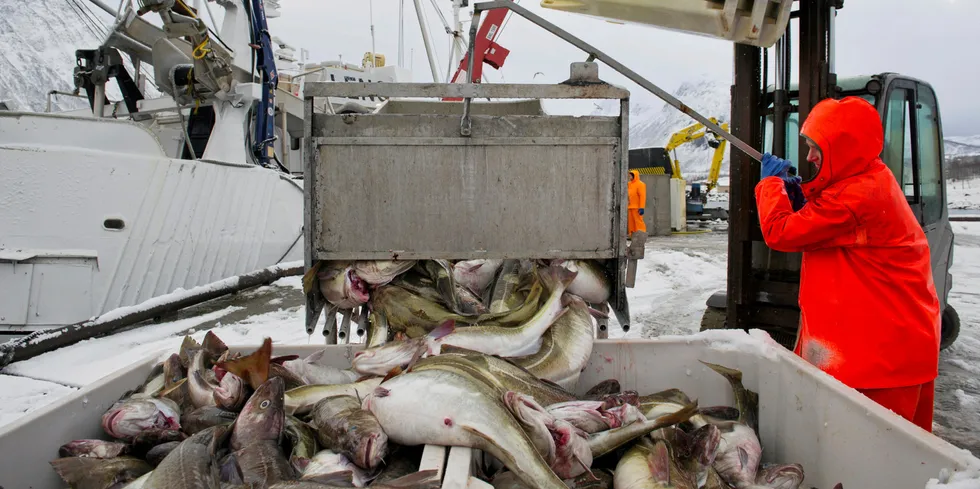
[940, 305, 960, 351]
[699, 306, 728, 331]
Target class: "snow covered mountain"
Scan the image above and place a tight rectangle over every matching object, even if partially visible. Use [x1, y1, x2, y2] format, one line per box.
[591, 77, 731, 183]
[945, 136, 980, 159]
[0, 1, 158, 113]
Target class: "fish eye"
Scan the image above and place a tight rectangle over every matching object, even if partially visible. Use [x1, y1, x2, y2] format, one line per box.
[260, 400, 271, 409]
[172, 376, 181, 382]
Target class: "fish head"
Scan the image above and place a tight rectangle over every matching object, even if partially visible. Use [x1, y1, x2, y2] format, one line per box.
[233, 376, 285, 448]
[214, 372, 248, 411]
[551, 420, 592, 479]
[691, 424, 722, 467]
[346, 409, 389, 470]
[101, 398, 181, 440]
[352, 339, 423, 376]
[757, 463, 805, 489]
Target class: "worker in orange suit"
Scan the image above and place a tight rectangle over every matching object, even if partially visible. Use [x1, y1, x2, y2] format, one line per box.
[627, 170, 647, 235]
[755, 96, 940, 433]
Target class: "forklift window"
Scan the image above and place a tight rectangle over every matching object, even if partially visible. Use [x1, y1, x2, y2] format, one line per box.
[916, 84, 945, 224]
[883, 88, 920, 204]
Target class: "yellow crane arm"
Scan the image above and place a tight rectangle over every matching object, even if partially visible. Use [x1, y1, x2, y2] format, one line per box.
[705, 122, 729, 194]
[664, 117, 721, 180]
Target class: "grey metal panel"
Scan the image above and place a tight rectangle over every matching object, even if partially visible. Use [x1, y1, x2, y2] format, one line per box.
[304, 82, 630, 100]
[310, 114, 621, 138]
[376, 99, 545, 116]
[314, 142, 617, 260]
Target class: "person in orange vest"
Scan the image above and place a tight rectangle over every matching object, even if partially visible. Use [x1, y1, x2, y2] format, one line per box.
[627, 170, 647, 235]
[755, 96, 940, 432]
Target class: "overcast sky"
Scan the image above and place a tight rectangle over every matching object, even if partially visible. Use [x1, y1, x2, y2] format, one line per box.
[266, 0, 979, 136]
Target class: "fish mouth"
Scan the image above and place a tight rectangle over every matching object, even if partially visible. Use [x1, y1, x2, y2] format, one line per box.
[104, 409, 125, 437]
[348, 272, 371, 303]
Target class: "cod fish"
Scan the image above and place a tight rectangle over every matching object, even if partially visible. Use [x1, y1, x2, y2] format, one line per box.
[453, 259, 505, 296]
[188, 347, 220, 409]
[145, 441, 181, 467]
[270, 469, 441, 489]
[351, 321, 454, 376]
[301, 449, 376, 486]
[232, 376, 297, 486]
[214, 371, 248, 411]
[161, 353, 192, 411]
[511, 294, 595, 389]
[50, 456, 151, 489]
[353, 260, 417, 286]
[310, 395, 389, 470]
[588, 402, 698, 459]
[59, 439, 129, 459]
[143, 425, 229, 489]
[613, 437, 672, 489]
[428, 265, 576, 357]
[101, 397, 181, 441]
[755, 463, 805, 489]
[553, 259, 611, 304]
[285, 377, 384, 416]
[583, 379, 621, 400]
[502, 391, 592, 479]
[410, 352, 577, 406]
[285, 415, 320, 473]
[319, 261, 371, 309]
[181, 406, 237, 435]
[546, 400, 645, 434]
[362, 367, 571, 489]
[283, 350, 360, 385]
[700, 360, 760, 436]
[696, 361, 763, 489]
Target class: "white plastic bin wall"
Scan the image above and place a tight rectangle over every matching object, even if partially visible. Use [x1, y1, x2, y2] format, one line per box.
[0, 331, 977, 488]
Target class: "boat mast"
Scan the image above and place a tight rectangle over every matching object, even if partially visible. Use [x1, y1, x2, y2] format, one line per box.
[398, 0, 406, 68]
[412, 0, 441, 82]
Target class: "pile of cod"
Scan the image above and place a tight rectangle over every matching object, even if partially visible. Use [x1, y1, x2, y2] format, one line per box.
[48, 260, 819, 489]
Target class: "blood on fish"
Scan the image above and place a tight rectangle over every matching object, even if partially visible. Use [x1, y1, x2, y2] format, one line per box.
[444, 417, 453, 427]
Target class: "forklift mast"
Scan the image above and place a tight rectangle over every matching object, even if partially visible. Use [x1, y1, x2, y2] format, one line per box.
[726, 0, 842, 346]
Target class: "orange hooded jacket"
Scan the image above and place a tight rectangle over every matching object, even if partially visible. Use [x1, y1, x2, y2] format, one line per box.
[628, 170, 646, 209]
[754, 96, 940, 390]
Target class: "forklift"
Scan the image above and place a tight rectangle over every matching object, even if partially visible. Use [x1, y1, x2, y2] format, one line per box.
[692, 1, 960, 350]
[535, 0, 959, 349]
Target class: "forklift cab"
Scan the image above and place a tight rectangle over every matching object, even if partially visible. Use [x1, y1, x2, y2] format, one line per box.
[703, 73, 960, 350]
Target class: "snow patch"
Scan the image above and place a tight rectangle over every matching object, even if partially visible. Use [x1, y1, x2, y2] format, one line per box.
[0, 375, 76, 427]
[925, 468, 980, 488]
[947, 178, 980, 210]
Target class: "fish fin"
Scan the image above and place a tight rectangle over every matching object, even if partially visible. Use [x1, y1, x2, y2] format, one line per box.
[428, 319, 456, 340]
[652, 400, 699, 429]
[647, 440, 671, 483]
[382, 469, 442, 489]
[217, 338, 272, 390]
[179, 335, 201, 368]
[156, 377, 188, 398]
[699, 360, 743, 384]
[271, 355, 300, 365]
[303, 261, 324, 295]
[460, 425, 523, 472]
[738, 446, 749, 470]
[374, 386, 391, 398]
[698, 406, 740, 421]
[382, 366, 404, 383]
[405, 343, 427, 372]
[575, 453, 599, 481]
[50, 457, 102, 484]
[586, 305, 609, 320]
[356, 374, 378, 383]
[833, 484, 843, 489]
[202, 331, 228, 359]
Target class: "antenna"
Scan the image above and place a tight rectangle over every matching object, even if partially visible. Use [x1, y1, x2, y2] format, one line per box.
[368, 0, 377, 68]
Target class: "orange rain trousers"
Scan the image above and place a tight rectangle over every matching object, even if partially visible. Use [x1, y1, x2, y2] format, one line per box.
[859, 380, 935, 433]
[628, 170, 647, 235]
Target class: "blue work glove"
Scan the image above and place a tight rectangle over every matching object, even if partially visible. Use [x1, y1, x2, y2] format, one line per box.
[638, 208, 644, 216]
[784, 175, 807, 212]
[761, 153, 792, 179]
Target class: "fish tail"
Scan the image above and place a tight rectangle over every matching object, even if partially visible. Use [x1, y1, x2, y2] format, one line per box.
[156, 378, 188, 399]
[382, 366, 404, 383]
[302, 261, 324, 295]
[699, 360, 743, 385]
[217, 338, 272, 390]
[428, 319, 456, 340]
[381, 468, 442, 489]
[540, 264, 578, 292]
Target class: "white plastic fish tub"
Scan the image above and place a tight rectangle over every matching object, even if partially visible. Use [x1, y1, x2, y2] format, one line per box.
[1, 329, 978, 489]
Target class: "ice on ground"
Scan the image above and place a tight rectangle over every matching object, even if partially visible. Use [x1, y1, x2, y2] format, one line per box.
[0, 375, 76, 428]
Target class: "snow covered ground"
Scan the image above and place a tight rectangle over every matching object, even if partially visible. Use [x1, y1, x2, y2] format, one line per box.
[0, 221, 977, 459]
[948, 177, 980, 210]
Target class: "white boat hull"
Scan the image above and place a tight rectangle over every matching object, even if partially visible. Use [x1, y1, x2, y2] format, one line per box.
[0, 112, 304, 332]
